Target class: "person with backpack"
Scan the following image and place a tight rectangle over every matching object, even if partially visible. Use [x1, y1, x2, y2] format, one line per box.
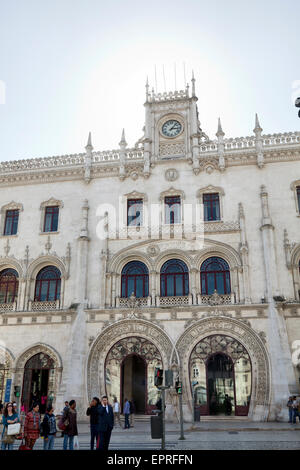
[86, 397, 100, 450]
[41, 405, 57, 450]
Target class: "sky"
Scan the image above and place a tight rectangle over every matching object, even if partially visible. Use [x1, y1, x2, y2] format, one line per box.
[0, 0, 299, 162]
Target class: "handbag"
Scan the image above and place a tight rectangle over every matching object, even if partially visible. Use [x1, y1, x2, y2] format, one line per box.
[18, 438, 31, 451]
[7, 422, 21, 435]
[3, 428, 15, 445]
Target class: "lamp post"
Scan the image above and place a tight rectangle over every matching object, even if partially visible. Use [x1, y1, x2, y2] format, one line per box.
[191, 381, 198, 427]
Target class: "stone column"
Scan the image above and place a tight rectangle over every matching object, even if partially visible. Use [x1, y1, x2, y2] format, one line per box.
[259, 186, 296, 420]
[58, 199, 90, 418]
[239, 203, 251, 304]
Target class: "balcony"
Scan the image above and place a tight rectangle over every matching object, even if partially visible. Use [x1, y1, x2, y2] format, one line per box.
[198, 291, 235, 305]
[29, 300, 60, 311]
[0, 302, 17, 313]
[157, 295, 192, 306]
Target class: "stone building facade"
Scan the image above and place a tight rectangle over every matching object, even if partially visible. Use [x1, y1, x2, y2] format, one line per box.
[0, 77, 300, 421]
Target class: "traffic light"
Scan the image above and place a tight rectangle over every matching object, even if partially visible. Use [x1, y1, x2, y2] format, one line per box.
[154, 368, 163, 387]
[175, 380, 182, 395]
[14, 386, 21, 397]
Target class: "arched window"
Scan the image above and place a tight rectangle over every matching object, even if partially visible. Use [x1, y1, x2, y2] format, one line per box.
[34, 266, 61, 301]
[121, 261, 149, 298]
[160, 259, 189, 297]
[0, 268, 19, 303]
[200, 257, 230, 295]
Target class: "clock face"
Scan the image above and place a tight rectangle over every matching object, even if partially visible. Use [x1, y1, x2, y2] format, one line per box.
[161, 120, 182, 138]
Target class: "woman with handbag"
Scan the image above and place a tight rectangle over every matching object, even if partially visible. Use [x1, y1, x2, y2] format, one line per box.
[24, 402, 40, 450]
[1, 402, 20, 450]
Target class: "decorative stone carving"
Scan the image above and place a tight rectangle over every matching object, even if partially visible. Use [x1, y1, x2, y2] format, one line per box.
[165, 168, 179, 182]
[87, 319, 174, 400]
[175, 316, 271, 412]
[147, 245, 160, 257]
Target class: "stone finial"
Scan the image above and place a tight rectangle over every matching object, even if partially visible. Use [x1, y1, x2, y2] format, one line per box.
[216, 117, 225, 138]
[145, 76, 149, 102]
[119, 128, 127, 148]
[283, 229, 290, 247]
[85, 132, 93, 151]
[191, 70, 196, 97]
[238, 202, 245, 219]
[253, 113, 262, 134]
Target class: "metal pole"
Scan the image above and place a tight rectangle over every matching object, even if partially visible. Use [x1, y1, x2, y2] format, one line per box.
[178, 392, 185, 440]
[161, 388, 166, 450]
[192, 386, 195, 427]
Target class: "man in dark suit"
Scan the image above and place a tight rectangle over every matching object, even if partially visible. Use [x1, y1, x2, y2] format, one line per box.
[97, 395, 114, 450]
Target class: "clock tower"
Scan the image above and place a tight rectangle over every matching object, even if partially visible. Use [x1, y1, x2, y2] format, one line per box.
[141, 73, 210, 175]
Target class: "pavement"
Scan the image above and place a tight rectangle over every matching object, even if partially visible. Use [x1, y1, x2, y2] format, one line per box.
[2, 420, 300, 450]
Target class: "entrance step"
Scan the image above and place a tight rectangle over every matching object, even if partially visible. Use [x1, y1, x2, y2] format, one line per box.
[199, 416, 249, 421]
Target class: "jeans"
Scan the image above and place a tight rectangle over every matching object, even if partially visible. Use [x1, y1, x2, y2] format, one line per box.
[90, 424, 99, 450]
[124, 414, 130, 429]
[289, 407, 293, 422]
[43, 434, 55, 450]
[63, 434, 74, 450]
[1, 442, 13, 450]
[292, 408, 298, 423]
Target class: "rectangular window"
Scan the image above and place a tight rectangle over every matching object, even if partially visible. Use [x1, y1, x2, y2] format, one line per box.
[165, 196, 181, 224]
[127, 199, 143, 227]
[297, 186, 300, 212]
[44, 206, 59, 232]
[203, 193, 220, 221]
[4, 210, 19, 235]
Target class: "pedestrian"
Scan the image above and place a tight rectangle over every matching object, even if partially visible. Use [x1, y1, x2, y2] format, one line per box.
[224, 394, 232, 416]
[292, 396, 299, 424]
[287, 396, 293, 423]
[97, 395, 114, 450]
[113, 397, 122, 428]
[123, 398, 130, 429]
[156, 397, 162, 411]
[0, 400, 3, 415]
[60, 401, 69, 438]
[41, 405, 57, 450]
[1, 402, 20, 450]
[62, 399, 78, 450]
[129, 400, 136, 428]
[24, 402, 40, 450]
[86, 397, 100, 450]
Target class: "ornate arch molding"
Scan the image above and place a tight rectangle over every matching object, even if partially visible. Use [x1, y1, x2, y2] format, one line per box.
[13, 343, 63, 406]
[0, 345, 15, 366]
[1, 201, 24, 215]
[108, 250, 154, 275]
[175, 316, 271, 418]
[154, 249, 193, 272]
[194, 239, 242, 271]
[290, 243, 300, 268]
[196, 185, 225, 198]
[87, 319, 174, 400]
[26, 255, 68, 280]
[14, 343, 63, 371]
[0, 257, 24, 279]
[159, 187, 185, 202]
[40, 197, 64, 210]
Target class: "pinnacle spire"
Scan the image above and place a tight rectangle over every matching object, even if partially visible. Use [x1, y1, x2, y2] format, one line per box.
[216, 117, 225, 137]
[191, 70, 196, 97]
[119, 128, 127, 147]
[254, 113, 262, 133]
[85, 132, 93, 151]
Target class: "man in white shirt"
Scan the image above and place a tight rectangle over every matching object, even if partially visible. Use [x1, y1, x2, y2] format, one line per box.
[113, 397, 122, 428]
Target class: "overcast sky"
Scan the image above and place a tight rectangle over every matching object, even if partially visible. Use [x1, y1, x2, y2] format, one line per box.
[0, 0, 299, 162]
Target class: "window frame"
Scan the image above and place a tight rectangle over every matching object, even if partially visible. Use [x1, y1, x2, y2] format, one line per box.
[34, 266, 61, 302]
[164, 195, 181, 224]
[43, 206, 59, 233]
[127, 198, 143, 227]
[202, 193, 221, 222]
[121, 261, 149, 298]
[160, 259, 189, 297]
[0, 268, 19, 303]
[200, 257, 231, 295]
[4, 209, 19, 236]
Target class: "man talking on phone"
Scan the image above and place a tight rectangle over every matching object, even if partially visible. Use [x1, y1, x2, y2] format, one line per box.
[97, 396, 114, 450]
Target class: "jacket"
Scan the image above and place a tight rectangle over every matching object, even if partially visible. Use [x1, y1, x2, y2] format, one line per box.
[97, 405, 114, 432]
[63, 408, 78, 436]
[41, 413, 57, 438]
[86, 405, 99, 425]
[24, 411, 40, 439]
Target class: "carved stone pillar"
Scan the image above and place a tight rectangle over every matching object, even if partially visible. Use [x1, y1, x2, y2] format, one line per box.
[190, 268, 198, 305]
[150, 271, 156, 306]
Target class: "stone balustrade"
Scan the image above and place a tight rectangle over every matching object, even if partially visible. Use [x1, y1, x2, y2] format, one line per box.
[29, 300, 60, 311]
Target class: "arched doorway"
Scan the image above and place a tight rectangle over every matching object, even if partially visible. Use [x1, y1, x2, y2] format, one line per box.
[121, 354, 146, 413]
[21, 353, 55, 413]
[190, 335, 252, 417]
[105, 336, 162, 414]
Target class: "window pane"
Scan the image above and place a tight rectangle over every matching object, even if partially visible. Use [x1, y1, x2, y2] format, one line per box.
[226, 273, 231, 293]
[136, 277, 143, 298]
[121, 278, 126, 297]
[52, 211, 59, 231]
[44, 214, 52, 232]
[127, 200, 143, 226]
[40, 282, 48, 301]
[216, 273, 225, 294]
[48, 280, 57, 300]
[207, 273, 215, 295]
[12, 214, 19, 234]
[167, 276, 173, 296]
[175, 274, 183, 296]
[201, 274, 206, 294]
[127, 278, 135, 297]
